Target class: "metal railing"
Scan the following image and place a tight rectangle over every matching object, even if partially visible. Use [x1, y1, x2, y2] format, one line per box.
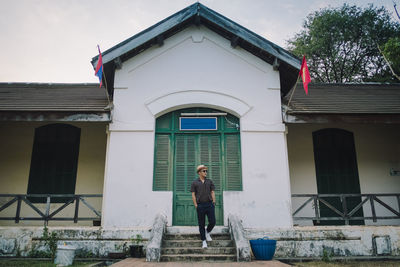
[292, 193, 400, 225]
[0, 194, 102, 224]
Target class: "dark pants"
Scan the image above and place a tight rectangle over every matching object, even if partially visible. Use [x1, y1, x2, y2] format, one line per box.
[196, 202, 216, 241]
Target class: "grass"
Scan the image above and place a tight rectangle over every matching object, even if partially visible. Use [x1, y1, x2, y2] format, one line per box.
[0, 259, 99, 267]
[294, 260, 400, 267]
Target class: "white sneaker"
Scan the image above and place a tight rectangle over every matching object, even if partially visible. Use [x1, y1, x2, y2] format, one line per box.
[205, 231, 212, 241]
[202, 240, 208, 248]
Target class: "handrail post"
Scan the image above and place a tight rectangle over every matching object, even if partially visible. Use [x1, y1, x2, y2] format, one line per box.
[341, 195, 349, 225]
[397, 195, 400, 215]
[313, 196, 320, 224]
[45, 195, 51, 224]
[370, 195, 377, 223]
[74, 196, 80, 223]
[15, 195, 22, 223]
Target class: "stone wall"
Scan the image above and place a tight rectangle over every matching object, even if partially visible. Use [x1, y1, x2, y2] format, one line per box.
[0, 227, 150, 258]
[246, 226, 400, 259]
[1, 226, 399, 259]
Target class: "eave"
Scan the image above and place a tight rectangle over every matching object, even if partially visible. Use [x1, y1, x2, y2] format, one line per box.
[91, 3, 301, 98]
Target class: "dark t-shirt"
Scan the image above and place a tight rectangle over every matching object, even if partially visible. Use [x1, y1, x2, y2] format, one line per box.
[190, 178, 215, 204]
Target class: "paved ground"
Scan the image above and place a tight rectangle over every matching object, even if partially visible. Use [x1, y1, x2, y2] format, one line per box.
[111, 258, 291, 267]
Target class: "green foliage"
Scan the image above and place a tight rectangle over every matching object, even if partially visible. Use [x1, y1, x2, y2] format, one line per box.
[322, 248, 333, 262]
[287, 4, 400, 83]
[28, 245, 52, 258]
[383, 37, 400, 76]
[29, 226, 59, 259]
[131, 234, 143, 245]
[75, 249, 96, 258]
[42, 225, 58, 260]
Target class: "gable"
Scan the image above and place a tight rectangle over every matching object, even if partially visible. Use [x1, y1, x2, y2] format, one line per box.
[91, 3, 300, 98]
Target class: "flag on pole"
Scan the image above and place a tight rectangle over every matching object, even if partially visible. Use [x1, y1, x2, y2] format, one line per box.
[300, 55, 311, 95]
[95, 45, 103, 87]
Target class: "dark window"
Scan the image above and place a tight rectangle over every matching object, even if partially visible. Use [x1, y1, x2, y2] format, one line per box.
[313, 128, 364, 225]
[27, 124, 81, 203]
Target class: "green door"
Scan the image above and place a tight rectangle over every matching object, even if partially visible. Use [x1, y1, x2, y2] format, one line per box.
[173, 134, 223, 226]
[153, 108, 242, 226]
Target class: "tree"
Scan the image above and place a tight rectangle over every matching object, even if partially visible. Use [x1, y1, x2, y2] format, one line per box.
[287, 4, 400, 83]
[380, 37, 400, 80]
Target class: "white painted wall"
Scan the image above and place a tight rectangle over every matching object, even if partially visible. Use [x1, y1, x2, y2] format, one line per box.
[288, 123, 400, 226]
[102, 25, 292, 228]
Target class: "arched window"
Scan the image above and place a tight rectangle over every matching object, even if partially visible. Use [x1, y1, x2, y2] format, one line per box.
[27, 124, 81, 203]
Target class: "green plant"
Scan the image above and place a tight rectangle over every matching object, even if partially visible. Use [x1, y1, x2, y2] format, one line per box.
[28, 243, 52, 258]
[75, 249, 96, 258]
[42, 225, 58, 259]
[322, 248, 333, 262]
[131, 234, 143, 245]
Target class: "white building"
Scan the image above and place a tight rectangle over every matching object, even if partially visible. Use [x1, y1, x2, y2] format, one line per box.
[0, 2, 399, 259]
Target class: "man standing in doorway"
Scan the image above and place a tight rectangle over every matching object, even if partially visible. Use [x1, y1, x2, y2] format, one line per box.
[191, 165, 216, 248]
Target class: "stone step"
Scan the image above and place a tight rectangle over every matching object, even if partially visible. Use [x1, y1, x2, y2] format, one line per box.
[166, 226, 229, 235]
[164, 233, 231, 240]
[162, 247, 236, 255]
[160, 254, 236, 262]
[163, 239, 234, 247]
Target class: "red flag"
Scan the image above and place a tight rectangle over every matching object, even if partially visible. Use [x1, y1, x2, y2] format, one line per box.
[300, 55, 311, 95]
[95, 45, 103, 87]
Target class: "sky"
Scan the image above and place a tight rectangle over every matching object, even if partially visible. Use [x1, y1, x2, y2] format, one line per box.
[0, 0, 398, 83]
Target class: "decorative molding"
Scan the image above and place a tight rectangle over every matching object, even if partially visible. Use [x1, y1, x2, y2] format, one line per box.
[145, 90, 252, 118]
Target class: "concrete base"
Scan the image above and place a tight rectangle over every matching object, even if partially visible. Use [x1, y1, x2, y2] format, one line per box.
[0, 226, 399, 259]
[246, 226, 400, 258]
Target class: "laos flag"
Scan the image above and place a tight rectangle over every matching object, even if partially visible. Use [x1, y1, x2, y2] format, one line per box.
[95, 45, 103, 87]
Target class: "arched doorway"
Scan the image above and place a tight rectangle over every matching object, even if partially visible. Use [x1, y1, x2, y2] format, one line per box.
[153, 107, 242, 225]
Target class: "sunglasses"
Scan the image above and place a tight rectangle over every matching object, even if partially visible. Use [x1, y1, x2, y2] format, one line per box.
[202, 170, 208, 173]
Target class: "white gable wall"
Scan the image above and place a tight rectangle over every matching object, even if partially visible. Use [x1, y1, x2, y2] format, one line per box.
[102, 26, 292, 228]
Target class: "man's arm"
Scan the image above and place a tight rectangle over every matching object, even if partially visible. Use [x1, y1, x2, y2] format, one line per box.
[192, 192, 197, 208]
[211, 190, 216, 205]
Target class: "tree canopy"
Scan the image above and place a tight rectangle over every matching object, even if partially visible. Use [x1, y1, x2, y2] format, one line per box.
[287, 4, 400, 83]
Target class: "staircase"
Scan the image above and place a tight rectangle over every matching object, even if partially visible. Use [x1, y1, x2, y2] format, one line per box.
[160, 226, 236, 262]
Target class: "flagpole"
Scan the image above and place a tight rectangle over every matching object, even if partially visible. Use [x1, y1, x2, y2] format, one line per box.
[96, 45, 111, 107]
[102, 67, 111, 106]
[287, 75, 300, 107]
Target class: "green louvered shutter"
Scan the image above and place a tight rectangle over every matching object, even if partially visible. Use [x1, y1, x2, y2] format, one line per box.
[225, 134, 242, 190]
[175, 135, 196, 193]
[153, 134, 171, 191]
[200, 135, 222, 192]
[174, 134, 197, 225]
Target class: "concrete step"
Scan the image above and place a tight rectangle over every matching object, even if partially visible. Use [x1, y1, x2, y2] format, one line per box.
[161, 227, 236, 262]
[166, 226, 229, 234]
[162, 246, 236, 255]
[163, 239, 234, 247]
[160, 254, 236, 262]
[164, 233, 231, 240]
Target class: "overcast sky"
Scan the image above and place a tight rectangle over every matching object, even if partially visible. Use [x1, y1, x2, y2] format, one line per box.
[0, 0, 397, 83]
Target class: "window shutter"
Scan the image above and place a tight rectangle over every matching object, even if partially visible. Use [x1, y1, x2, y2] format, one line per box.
[200, 135, 221, 192]
[27, 124, 80, 203]
[175, 135, 196, 193]
[225, 134, 242, 190]
[153, 134, 171, 191]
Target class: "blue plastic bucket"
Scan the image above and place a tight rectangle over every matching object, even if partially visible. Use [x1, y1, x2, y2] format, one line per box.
[249, 238, 277, 260]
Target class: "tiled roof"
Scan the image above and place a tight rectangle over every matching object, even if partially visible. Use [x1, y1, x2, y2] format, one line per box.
[0, 83, 110, 112]
[284, 83, 400, 114]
